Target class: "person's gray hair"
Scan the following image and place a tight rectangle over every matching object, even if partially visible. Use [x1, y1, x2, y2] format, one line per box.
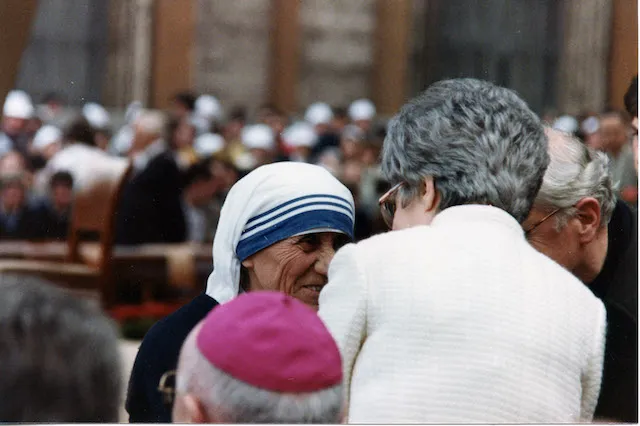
[381, 78, 549, 223]
[0, 274, 122, 422]
[534, 128, 616, 230]
[176, 342, 344, 424]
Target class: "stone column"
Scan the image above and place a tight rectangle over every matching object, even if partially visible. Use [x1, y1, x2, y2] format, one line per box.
[556, 0, 613, 114]
[298, 0, 377, 110]
[103, 0, 154, 108]
[193, 0, 272, 115]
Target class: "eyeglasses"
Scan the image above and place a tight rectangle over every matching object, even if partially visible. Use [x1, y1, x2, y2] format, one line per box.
[378, 182, 405, 229]
[523, 208, 562, 236]
[158, 370, 177, 405]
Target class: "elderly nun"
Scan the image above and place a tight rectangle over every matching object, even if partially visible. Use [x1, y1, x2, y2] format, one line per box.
[126, 162, 355, 423]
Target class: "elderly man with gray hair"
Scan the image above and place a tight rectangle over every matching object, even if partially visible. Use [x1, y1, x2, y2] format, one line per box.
[523, 128, 637, 423]
[319, 78, 607, 423]
[173, 292, 344, 423]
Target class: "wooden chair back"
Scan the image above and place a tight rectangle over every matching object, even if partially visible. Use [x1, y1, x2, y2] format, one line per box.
[66, 156, 132, 274]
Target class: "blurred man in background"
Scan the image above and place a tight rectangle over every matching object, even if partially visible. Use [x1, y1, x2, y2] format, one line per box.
[0, 274, 122, 422]
[0, 90, 35, 157]
[32, 171, 73, 240]
[115, 110, 186, 245]
[597, 110, 637, 204]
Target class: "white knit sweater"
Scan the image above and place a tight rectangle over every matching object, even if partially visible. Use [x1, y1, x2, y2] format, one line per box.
[319, 205, 606, 423]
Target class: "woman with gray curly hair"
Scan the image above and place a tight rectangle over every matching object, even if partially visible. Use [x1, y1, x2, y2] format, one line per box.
[318, 78, 607, 423]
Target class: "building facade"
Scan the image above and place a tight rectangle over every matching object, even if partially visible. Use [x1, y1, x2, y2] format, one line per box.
[5, 0, 638, 117]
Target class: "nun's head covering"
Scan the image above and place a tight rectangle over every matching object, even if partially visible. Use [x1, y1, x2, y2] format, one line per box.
[3, 90, 34, 120]
[32, 125, 63, 150]
[282, 122, 317, 149]
[242, 124, 275, 151]
[206, 162, 355, 303]
[194, 133, 225, 157]
[304, 102, 333, 126]
[82, 103, 111, 130]
[348, 99, 376, 122]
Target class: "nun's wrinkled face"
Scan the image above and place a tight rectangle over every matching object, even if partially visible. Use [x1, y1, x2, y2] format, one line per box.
[241, 232, 351, 310]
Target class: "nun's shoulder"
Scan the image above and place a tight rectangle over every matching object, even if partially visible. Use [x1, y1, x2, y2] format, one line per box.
[137, 294, 219, 364]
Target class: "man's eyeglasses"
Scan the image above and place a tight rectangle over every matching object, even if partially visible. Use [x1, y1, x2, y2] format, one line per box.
[378, 182, 405, 229]
[523, 208, 562, 236]
[158, 370, 177, 405]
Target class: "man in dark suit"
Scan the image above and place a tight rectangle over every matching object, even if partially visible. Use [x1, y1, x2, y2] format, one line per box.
[115, 110, 186, 245]
[0, 174, 40, 240]
[31, 171, 73, 240]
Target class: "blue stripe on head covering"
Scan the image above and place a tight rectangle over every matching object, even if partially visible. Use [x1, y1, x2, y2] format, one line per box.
[236, 209, 354, 261]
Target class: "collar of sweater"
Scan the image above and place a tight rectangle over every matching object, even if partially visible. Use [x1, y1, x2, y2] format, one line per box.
[431, 204, 523, 237]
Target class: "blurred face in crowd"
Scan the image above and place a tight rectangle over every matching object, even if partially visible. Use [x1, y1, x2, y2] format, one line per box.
[211, 159, 238, 192]
[223, 119, 244, 142]
[361, 144, 380, 167]
[522, 198, 604, 283]
[173, 119, 196, 150]
[0, 152, 26, 177]
[250, 148, 273, 167]
[354, 119, 372, 133]
[264, 113, 287, 135]
[185, 177, 217, 207]
[2, 116, 27, 136]
[599, 114, 628, 154]
[51, 183, 73, 212]
[341, 136, 363, 161]
[241, 232, 350, 310]
[342, 160, 362, 186]
[1, 181, 25, 212]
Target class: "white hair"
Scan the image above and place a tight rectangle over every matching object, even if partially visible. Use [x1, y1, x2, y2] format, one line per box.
[134, 109, 166, 137]
[176, 332, 344, 424]
[535, 128, 616, 230]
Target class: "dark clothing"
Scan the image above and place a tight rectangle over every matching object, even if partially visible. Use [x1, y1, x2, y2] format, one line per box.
[310, 132, 340, 163]
[590, 200, 638, 422]
[115, 151, 187, 245]
[30, 201, 70, 240]
[0, 204, 41, 240]
[126, 293, 218, 423]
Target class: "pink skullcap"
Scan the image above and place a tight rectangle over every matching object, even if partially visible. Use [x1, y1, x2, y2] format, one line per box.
[196, 291, 343, 393]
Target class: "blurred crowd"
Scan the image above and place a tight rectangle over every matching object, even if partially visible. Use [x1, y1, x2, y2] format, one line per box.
[0, 90, 396, 244]
[0, 88, 637, 245]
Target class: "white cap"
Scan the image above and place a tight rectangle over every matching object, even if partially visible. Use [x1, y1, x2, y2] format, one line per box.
[581, 116, 600, 135]
[282, 122, 317, 148]
[241, 124, 275, 150]
[3, 90, 34, 119]
[235, 151, 257, 171]
[32, 125, 63, 150]
[110, 126, 134, 155]
[195, 95, 223, 122]
[552, 115, 579, 134]
[348, 99, 376, 121]
[82, 103, 111, 130]
[194, 133, 225, 157]
[304, 102, 333, 126]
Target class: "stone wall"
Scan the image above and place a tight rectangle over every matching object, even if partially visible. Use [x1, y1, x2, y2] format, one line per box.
[298, 0, 377, 110]
[193, 0, 272, 113]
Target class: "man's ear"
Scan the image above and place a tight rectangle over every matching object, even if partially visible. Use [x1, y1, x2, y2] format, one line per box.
[573, 197, 602, 243]
[421, 176, 440, 213]
[241, 255, 254, 269]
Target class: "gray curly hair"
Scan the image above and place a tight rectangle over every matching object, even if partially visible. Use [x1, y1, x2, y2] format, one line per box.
[381, 78, 549, 223]
[534, 128, 616, 230]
